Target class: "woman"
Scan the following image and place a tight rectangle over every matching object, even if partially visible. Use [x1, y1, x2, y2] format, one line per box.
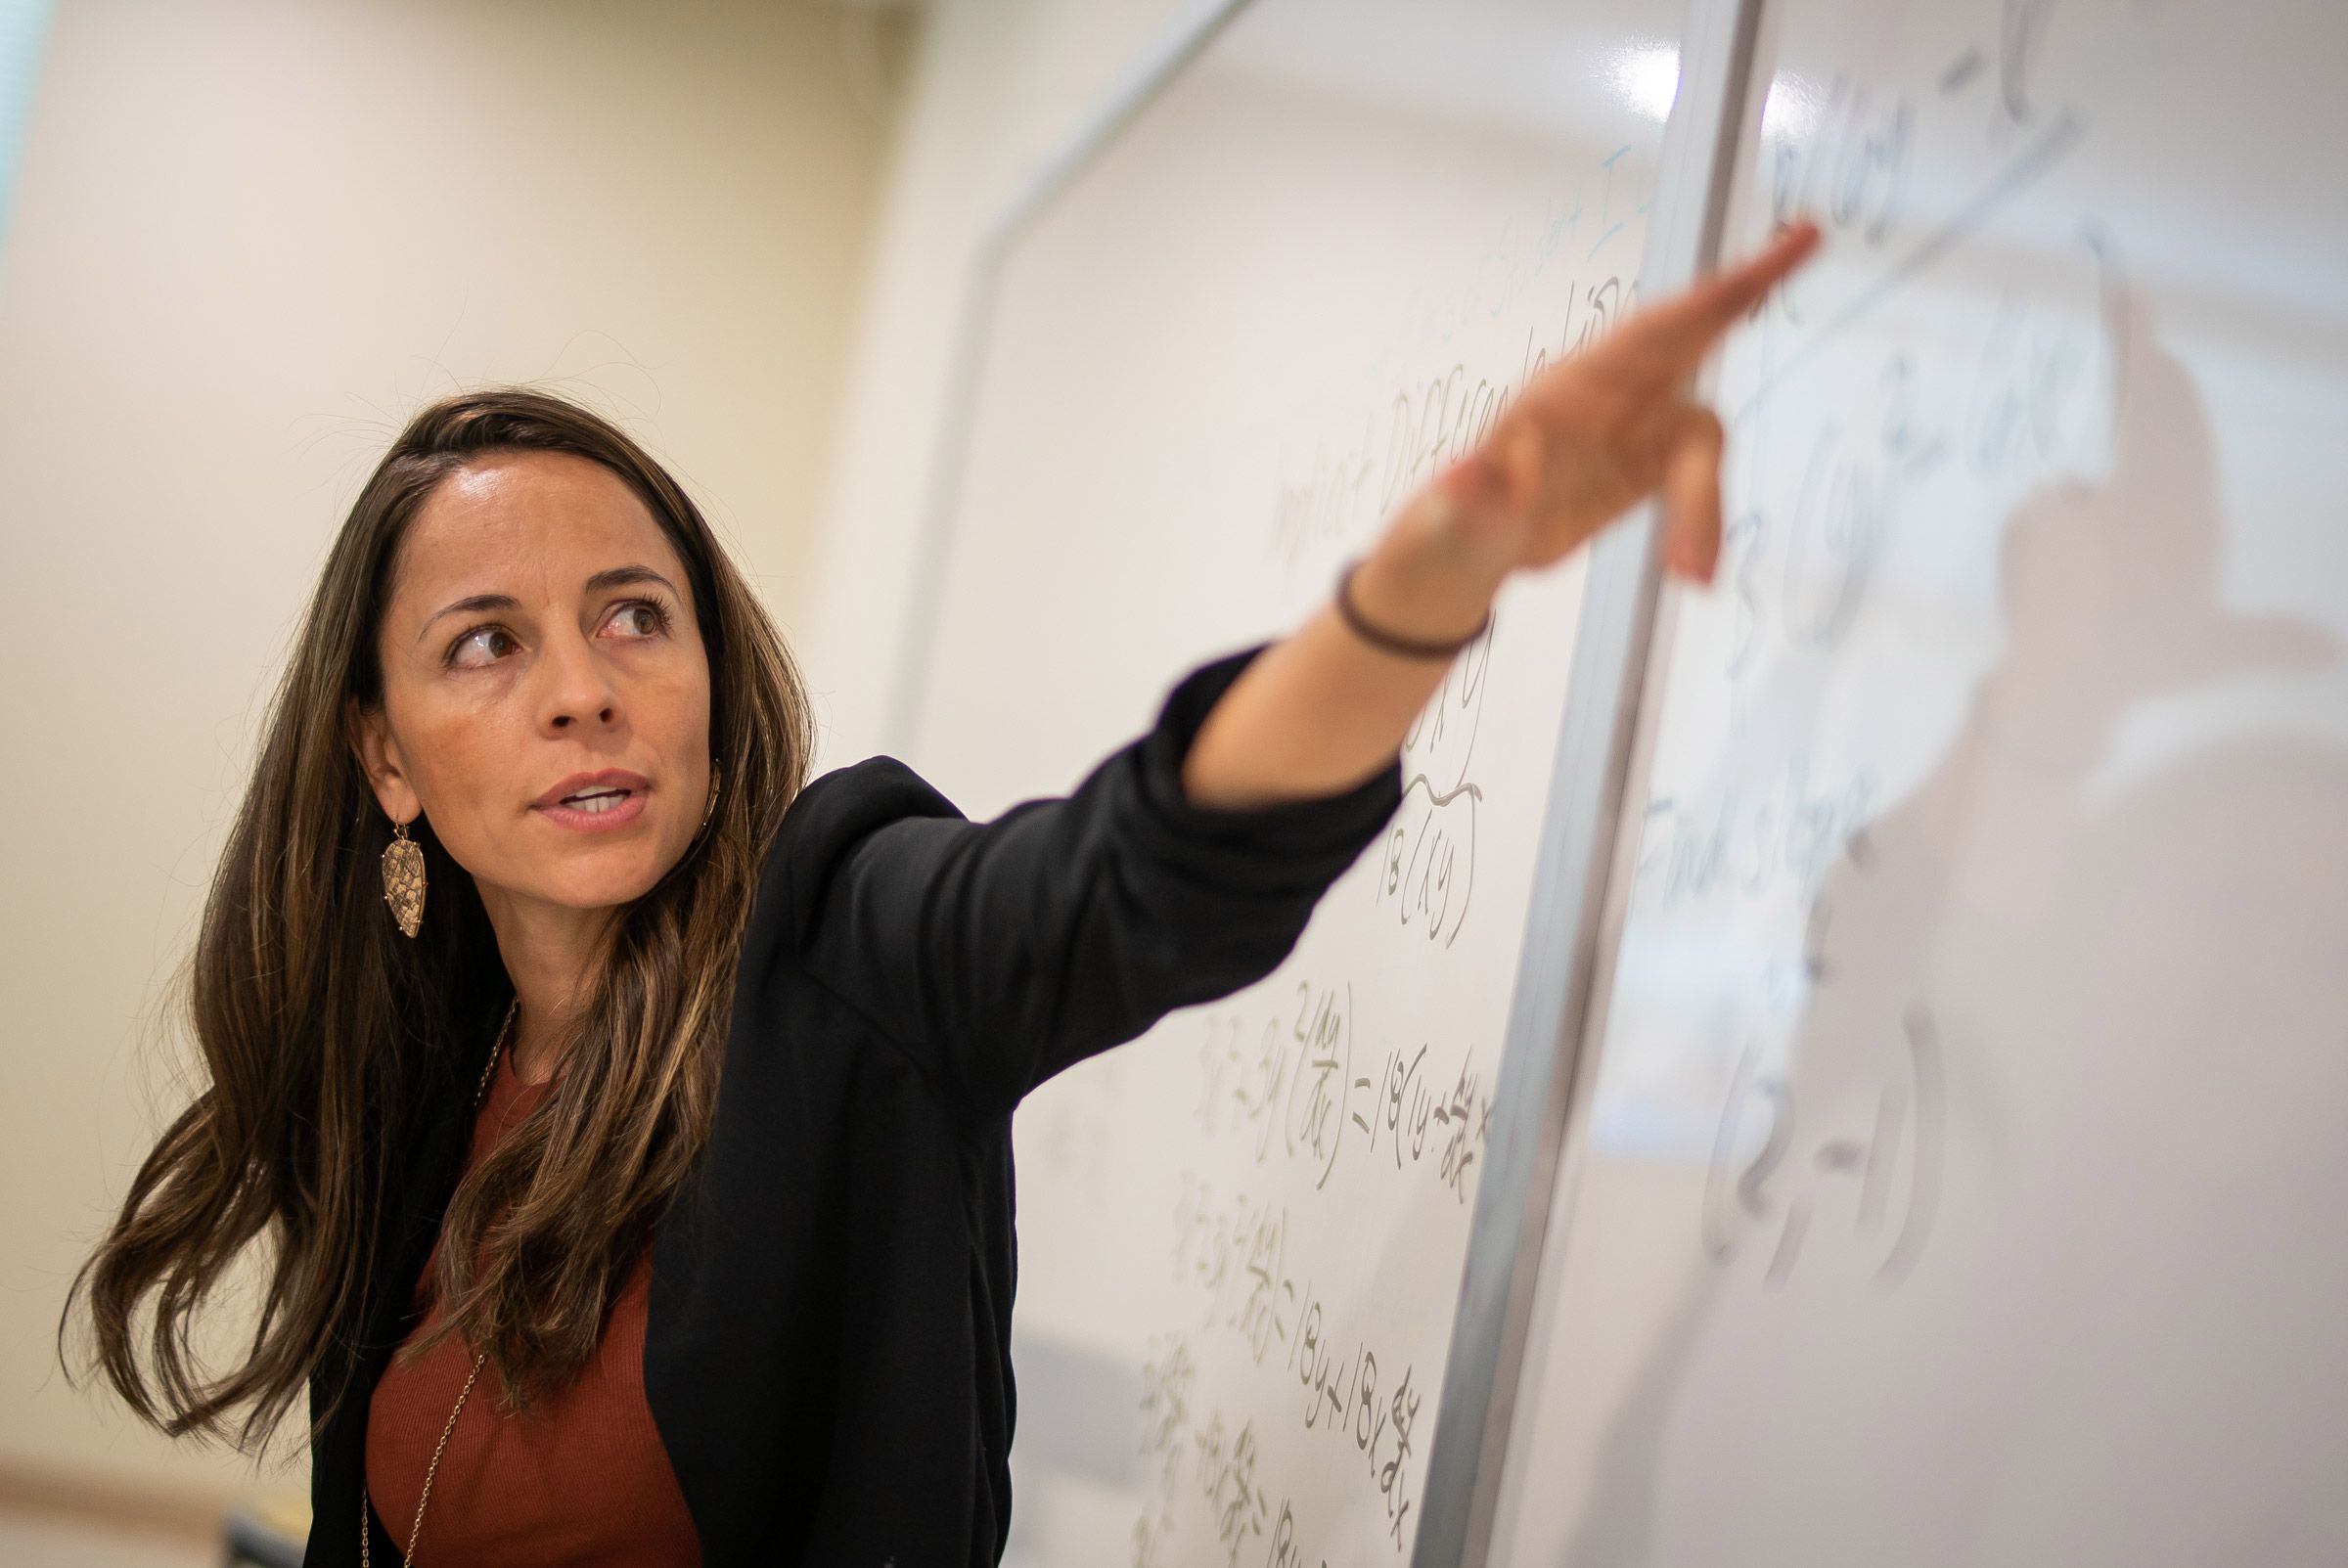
[63, 221, 1821, 1565]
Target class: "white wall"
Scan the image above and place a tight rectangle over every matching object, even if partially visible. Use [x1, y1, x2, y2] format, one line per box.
[0, 0, 912, 1520]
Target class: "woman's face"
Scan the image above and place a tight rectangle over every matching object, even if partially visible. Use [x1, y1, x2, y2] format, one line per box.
[348, 449, 713, 932]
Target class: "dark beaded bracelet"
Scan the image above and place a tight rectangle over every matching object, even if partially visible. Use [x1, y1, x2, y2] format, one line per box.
[1332, 557, 1491, 659]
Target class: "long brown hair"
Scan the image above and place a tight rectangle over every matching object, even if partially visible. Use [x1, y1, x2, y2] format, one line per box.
[61, 386, 819, 1452]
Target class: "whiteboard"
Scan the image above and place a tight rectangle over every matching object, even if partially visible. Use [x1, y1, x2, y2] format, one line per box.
[891, 1, 1693, 1561]
[1489, 0, 2348, 1562]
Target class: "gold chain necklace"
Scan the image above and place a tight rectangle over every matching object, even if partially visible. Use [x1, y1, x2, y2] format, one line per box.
[361, 995, 519, 1567]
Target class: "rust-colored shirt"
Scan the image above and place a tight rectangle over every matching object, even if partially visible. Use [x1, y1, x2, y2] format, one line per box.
[363, 1048, 700, 1565]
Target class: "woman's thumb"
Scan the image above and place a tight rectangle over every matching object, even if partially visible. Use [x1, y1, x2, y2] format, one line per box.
[1660, 404, 1726, 584]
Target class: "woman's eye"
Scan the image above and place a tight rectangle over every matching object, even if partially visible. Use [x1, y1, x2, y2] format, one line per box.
[448, 626, 518, 669]
[610, 599, 670, 639]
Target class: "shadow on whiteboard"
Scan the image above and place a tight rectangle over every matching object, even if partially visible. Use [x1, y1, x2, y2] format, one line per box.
[1567, 285, 2348, 1564]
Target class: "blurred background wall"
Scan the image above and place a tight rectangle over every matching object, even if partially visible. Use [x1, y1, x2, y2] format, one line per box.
[0, 0, 1219, 1553]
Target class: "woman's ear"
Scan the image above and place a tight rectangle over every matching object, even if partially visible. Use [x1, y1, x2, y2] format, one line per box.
[343, 694, 420, 822]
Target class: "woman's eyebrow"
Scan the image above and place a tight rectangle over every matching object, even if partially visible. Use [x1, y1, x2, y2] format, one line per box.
[583, 563, 680, 599]
[416, 564, 682, 644]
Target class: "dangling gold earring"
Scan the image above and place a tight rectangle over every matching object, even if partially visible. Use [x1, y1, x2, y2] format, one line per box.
[382, 816, 427, 938]
[699, 757, 722, 834]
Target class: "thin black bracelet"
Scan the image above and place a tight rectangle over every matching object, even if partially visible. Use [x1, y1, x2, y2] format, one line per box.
[1332, 557, 1491, 659]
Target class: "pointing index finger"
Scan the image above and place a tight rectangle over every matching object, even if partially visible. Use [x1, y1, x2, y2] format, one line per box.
[1587, 217, 1824, 380]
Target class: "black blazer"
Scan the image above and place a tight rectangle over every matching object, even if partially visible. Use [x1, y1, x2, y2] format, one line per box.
[301, 639, 1405, 1566]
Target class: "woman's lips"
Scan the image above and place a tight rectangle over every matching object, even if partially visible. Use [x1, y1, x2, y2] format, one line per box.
[533, 786, 649, 833]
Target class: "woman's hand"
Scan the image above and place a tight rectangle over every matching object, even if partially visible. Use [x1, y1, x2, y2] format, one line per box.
[1178, 219, 1824, 813]
[1402, 217, 1824, 590]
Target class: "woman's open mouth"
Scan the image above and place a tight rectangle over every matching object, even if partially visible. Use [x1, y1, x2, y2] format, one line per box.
[533, 771, 652, 832]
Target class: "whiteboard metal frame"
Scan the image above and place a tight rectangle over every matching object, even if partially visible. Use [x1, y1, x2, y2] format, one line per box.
[886, 0, 1765, 1561]
[1410, 0, 1763, 1560]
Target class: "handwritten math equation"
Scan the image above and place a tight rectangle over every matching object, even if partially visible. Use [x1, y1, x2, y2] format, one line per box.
[1134, 1315, 1425, 1567]
[1136, 1332, 1331, 1568]
[1193, 979, 1490, 1202]
[1368, 616, 1493, 951]
[1169, 1176, 1298, 1364]
[1702, 1001, 1947, 1287]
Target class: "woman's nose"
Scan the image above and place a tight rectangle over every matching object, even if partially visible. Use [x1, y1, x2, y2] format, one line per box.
[535, 625, 623, 732]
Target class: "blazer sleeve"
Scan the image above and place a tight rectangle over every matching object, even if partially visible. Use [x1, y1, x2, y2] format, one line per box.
[767, 639, 1406, 1116]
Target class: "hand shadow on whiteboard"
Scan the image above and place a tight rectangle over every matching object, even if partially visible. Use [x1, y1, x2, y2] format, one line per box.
[1561, 284, 2348, 1566]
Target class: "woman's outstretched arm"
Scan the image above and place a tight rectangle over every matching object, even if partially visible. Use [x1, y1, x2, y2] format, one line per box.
[773, 220, 1823, 1118]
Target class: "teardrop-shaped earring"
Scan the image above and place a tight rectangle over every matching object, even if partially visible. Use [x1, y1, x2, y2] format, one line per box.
[382, 816, 427, 938]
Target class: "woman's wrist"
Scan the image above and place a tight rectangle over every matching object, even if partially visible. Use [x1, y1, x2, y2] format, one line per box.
[1343, 494, 1512, 652]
